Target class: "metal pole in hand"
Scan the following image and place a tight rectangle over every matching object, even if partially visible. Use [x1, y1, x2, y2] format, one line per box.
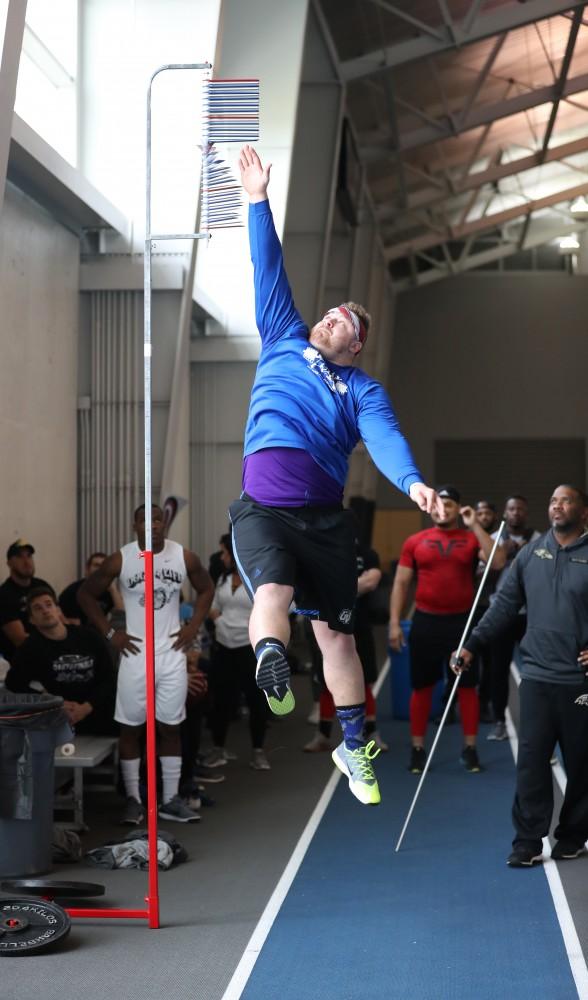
[395, 520, 506, 853]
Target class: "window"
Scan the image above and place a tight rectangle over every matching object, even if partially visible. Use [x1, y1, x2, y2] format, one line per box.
[14, 0, 78, 165]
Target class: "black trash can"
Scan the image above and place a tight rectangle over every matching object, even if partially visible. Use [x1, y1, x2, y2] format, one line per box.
[0, 692, 73, 877]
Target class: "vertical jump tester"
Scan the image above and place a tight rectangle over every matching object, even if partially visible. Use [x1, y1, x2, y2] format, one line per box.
[0, 66, 260, 946]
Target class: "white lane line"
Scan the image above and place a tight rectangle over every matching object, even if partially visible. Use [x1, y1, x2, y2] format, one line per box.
[221, 659, 390, 1000]
[507, 666, 588, 998]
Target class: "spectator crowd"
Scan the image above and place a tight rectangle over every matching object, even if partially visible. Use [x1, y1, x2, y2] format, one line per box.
[1, 480, 586, 867]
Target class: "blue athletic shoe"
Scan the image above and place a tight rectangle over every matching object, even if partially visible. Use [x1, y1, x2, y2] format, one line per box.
[332, 740, 382, 805]
[255, 645, 295, 715]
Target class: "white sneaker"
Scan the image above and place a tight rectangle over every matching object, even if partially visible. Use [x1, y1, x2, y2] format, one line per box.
[303, 733, 332, 753]
[487, 721, 507, 742]
[250, 749, 271, 770]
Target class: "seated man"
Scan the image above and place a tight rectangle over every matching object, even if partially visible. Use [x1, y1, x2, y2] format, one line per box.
[59, 551, 123, 626]
[0, 539, 52, 663]
[5, 586, 116, 735]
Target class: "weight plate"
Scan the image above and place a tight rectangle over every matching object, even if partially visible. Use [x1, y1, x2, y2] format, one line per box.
[1, 879, 105, 899]
[0, 898, 71, 956]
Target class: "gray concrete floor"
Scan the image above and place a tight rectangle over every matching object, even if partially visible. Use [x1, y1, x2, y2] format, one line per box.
[0, 666, 337, 1000]
[3, 640, 588, 1000]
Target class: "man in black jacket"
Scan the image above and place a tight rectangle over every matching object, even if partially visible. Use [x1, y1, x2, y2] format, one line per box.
[454, 484, 588, 868]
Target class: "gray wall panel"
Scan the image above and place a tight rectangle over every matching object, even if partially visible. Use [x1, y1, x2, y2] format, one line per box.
[0, 184, 79, 591]
[382, 273, 588, 509]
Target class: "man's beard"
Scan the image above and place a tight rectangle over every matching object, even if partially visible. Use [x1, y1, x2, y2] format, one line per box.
[551, 516, 577, 535]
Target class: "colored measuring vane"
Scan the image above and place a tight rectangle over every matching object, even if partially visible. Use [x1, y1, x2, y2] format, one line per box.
[201, 78, 260, 231]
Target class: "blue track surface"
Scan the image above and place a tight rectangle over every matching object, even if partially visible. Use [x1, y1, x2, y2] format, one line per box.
[241, 719, 578, 1000]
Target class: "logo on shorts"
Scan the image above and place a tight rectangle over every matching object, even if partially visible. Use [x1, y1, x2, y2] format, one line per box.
[575, 694, 588, 706]
[338, 609, 353, 625]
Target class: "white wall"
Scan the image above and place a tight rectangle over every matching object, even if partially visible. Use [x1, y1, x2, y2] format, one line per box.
[381, 271, 588, 507]
[0, 183, 79, 591]
[79, 0, 222, 248]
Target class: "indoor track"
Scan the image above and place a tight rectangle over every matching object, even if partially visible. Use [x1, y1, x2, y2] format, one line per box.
[225, 667, 588, 1000]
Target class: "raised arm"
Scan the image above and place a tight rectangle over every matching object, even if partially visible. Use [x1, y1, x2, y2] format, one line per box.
[460, 506, 507, 568]
[238, 144, 306, 347]
[239, 143, 271, 204]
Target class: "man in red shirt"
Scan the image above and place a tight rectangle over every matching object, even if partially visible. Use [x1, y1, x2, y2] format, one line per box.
[389, 485, 505, 774]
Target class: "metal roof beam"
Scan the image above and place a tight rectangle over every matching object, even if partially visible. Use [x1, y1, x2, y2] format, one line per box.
[392, 220, 588, 291]
[459, 32, 507, 130]
[375, 132, 588, 221]
[341, 0, 586, 79]
[362, 70, 588, 159]
[540, 6, 583, 157]
[384, 177, 588, 260]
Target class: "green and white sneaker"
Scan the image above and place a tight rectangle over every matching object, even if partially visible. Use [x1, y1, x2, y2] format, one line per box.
[255, 645, 295, 716]
[332, 740, 382, 806]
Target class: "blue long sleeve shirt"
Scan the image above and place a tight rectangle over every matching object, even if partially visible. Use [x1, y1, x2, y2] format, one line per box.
[243, 200, 423, 495]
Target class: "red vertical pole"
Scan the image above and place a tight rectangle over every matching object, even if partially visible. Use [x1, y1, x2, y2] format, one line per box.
[143, 548, 160, 928]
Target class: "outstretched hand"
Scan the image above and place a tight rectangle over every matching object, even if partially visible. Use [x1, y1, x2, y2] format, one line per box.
[409, 482, 444, 517]
[238, 144, 272, 202]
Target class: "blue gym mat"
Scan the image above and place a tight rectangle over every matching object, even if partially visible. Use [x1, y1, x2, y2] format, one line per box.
[240, 720, 579, 1000]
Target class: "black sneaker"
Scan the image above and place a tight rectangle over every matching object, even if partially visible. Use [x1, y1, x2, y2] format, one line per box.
[408, 746, 426, 774]
[507, 843, 543, 867]
[120, 796, 145, 826]
[255, 645, 295, 715]
[460, 746, 483, 772]
[551, 840, 586, 861]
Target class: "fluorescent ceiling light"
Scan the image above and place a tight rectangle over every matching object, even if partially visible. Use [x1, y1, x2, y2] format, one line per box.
[559, 234, 580, 253]
[570, 196, 588, 219]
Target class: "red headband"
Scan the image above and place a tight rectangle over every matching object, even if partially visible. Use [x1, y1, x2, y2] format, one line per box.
[338, 305, 367, 346]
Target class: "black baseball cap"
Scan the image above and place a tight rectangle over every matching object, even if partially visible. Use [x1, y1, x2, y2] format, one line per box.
[435, 485, 461, 503]
[7, 538, 35, 559]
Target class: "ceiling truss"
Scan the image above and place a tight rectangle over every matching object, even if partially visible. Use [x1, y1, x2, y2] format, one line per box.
[318, 0, 588, 289]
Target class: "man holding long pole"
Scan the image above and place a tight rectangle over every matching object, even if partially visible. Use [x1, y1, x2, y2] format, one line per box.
[453, 484, 588, 868]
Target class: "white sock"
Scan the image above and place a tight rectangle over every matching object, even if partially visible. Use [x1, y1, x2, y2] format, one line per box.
[160, 755, 182, 804]
[120, 758, 141, 802]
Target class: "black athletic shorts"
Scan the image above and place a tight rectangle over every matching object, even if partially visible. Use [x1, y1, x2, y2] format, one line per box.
[229, 495, 358, 634]
[408, 609, 479, 690]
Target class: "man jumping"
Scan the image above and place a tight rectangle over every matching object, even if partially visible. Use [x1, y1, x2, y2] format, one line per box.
[229, 145, 443, 807]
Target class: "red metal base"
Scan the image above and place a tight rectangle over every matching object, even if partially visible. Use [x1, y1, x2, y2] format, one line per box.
[60, 550, 160, 929]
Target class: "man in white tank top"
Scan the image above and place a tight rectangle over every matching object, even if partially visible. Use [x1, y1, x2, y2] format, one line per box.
[79, 504, 214, 824]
